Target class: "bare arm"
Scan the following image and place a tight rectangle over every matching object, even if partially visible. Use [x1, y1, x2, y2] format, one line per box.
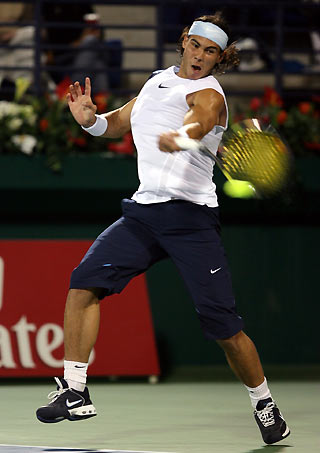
[158, 88, 225, 152]
[101, 97, 136, 138]
[67, 77, 136, 138]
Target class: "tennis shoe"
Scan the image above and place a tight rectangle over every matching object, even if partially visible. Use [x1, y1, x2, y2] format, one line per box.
[254, 397, 290, 444]
[36, 377, 97, 423]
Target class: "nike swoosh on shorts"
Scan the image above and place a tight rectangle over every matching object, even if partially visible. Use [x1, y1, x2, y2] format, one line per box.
[210, 267, 221, 274]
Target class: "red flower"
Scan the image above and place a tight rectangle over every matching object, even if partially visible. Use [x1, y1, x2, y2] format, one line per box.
[263, 86, 283, 107]
[73, 136, 87, 146]
[94, 92, 110, 112]
[108, 132, 134, 155]
[66, 130, 87, 147]
[250, 97, 262, 112]
[39, 118, 49, 131]
[311, 95, 320, 104]
[56, 76, 73, 100]
[299, 102, 312, 115]
[276, 110, 288, 125]
[304, 142, 320, 151]
[233, 113, 245, 123]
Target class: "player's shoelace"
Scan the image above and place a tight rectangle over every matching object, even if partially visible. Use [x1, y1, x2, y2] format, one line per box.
[46, 377, 68, 403]
[255, 402, 276, 427]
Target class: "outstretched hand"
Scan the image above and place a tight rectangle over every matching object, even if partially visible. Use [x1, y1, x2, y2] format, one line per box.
[66, 77, 97, 127]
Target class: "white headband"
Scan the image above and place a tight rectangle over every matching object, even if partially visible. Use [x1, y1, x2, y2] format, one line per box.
[188, 21, 228, 50]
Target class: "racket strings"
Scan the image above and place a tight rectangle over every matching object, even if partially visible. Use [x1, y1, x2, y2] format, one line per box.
[221, 130, 289, 195]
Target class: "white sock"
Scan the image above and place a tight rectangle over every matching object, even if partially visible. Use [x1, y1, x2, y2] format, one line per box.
[245, 377, 272, 409]
[64, 360, 88, 392]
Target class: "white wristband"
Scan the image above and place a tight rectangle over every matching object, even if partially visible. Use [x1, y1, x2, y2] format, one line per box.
[177, 125, 190, 138]
[81, 114, 108, 136]
[175, 125, 202, 151]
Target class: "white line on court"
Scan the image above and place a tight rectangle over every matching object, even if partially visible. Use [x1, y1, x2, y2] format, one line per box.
[0, 445, 177, 453]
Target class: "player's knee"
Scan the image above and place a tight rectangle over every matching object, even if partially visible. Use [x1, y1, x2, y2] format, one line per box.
[216, 330, 244, 354]
[66, 288, 101, 309]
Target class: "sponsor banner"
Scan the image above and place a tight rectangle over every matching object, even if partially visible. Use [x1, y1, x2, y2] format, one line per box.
[0, 241, 159, 377]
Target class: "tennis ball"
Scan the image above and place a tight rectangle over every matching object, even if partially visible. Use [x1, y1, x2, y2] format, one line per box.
[223, 180, 256, 199]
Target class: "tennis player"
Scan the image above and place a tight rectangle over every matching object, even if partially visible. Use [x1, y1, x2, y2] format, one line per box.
[36, 12, 290, 445]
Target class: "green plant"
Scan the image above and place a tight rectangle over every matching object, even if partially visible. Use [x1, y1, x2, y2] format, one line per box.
[0, 77, 135, 171]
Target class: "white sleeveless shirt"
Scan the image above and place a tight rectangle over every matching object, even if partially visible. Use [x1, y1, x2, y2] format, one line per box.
[131, 66, 228, 207]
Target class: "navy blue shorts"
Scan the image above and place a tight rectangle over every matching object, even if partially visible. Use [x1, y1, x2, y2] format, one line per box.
[70, 199, 244, 340]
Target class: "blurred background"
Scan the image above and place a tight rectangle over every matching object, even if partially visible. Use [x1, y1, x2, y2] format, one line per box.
[0, 0, 319, 382]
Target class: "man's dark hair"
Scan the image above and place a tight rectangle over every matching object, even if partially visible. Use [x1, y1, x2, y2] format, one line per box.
[177, 11, 239, 75]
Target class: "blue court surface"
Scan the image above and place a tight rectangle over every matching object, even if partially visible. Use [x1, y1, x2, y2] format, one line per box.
[0, 381, 318, 453]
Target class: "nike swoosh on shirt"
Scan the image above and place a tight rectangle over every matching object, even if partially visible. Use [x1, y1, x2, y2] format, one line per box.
[158, 83, 170, 88]
[66, 399, 82, 408]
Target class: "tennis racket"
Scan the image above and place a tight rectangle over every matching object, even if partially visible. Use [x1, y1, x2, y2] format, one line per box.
[175, 119, 291, 198]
